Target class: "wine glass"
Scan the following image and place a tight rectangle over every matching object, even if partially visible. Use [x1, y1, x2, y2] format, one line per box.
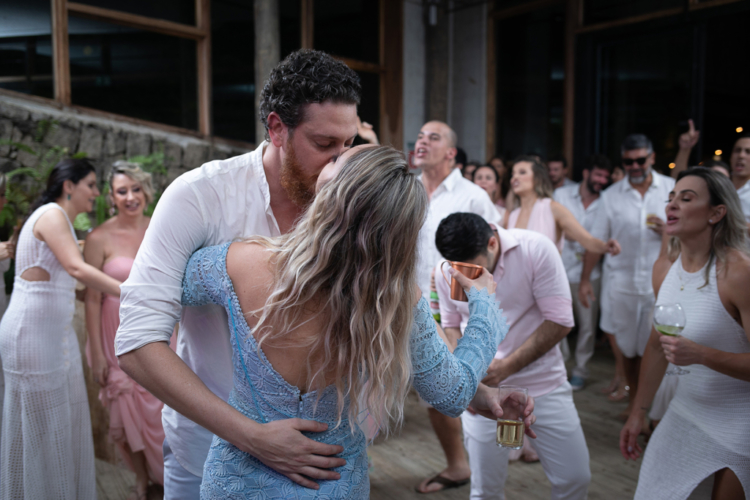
[653, 303, 689, 375]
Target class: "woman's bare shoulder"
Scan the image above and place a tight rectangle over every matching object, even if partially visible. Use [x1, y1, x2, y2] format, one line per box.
[226, 241, 274, 284]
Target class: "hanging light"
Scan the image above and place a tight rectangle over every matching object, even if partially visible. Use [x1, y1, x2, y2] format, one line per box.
[715, 150, 722, 156]
[668, 163, 675, 169]
[738, 127, 744, 133]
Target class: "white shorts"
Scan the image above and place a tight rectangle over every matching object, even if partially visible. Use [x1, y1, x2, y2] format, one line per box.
[600, 286, 654, 358]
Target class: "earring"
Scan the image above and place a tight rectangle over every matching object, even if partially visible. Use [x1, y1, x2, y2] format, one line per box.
[67, 194, 71, 200]
[709, 219, 713, 223]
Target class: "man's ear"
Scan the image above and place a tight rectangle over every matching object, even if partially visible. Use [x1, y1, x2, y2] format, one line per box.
[446, 147, 457, 162]
[267, 112, 289, 148]
[488, 235, 499, 253]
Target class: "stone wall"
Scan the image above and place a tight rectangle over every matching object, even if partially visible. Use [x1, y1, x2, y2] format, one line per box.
[0, 93, 251, 194]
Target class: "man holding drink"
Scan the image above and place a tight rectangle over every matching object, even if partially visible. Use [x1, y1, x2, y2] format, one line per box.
[435, 213, 590, 500]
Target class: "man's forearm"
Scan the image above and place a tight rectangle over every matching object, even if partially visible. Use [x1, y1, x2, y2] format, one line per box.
[504, 320, 570, 375]
[118, 342, 255, 446]
[580, 251, 602, 283]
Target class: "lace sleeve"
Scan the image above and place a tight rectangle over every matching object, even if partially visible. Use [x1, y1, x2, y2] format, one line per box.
[411, 287, 507, 418]
[181, 242, 231, 307]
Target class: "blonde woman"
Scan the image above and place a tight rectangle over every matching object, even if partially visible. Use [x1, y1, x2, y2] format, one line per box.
[621, 168, 750, 499]
[167, 145, 532, 498]
[84, 162, 166, 500]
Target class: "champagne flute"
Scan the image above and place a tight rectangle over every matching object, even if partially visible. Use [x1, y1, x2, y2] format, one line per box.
[653, 303, 689, 375]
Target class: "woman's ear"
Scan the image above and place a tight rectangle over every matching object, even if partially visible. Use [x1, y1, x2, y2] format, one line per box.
[709, 205, 727, 225]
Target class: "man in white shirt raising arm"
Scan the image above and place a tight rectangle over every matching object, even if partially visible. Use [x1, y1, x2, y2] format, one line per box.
[115, 49, 362, 499]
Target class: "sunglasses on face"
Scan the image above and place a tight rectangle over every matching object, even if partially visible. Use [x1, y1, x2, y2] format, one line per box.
[622, 157, 649, 166]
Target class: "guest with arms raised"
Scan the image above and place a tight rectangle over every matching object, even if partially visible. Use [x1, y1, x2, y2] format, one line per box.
[84, 162, 167, 500]
[178, 145, 529, 498]
[621, 167, 750, 499]
[0, 159, 122, 499]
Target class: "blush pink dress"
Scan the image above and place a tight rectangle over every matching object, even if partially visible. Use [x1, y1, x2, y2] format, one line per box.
[87, 256, 172, 485]
[508, 197, 564, 253]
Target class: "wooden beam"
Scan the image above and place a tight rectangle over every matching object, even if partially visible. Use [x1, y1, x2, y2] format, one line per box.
[380, 0, 403, 150]
[254, 0, 280, 144]
[67, 2, 206, 40]
[576, 7, 683, 34]
[51, 0, 71, 105]
[485, 1, 496, 160]
[301, 0, 314, 49]
[689, 0, 746, 10]
[196, 0, 212, 136]
[562, 0, 576, 169]
[490, 0, 563, 20]
[337, 57, 383, 74]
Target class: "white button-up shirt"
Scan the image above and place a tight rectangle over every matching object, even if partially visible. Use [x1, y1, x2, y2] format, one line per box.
[737, 180, 750, 223]
[553, 183, 602, 284]
[590, 172, 675, 296]
[116, 142, 279, 476]
[416, 168, 502, 301]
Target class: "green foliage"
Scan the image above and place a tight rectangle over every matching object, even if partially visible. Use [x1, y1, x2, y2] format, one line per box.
[73, 212, 92, 231]
[34, 119, 58, 143]
[91, 148, 166, 224]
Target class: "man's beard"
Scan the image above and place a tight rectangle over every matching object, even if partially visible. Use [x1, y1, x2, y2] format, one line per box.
[586, 178, 603, 194]
[628, 166, 650, 185]
[280, 140, 316, 209]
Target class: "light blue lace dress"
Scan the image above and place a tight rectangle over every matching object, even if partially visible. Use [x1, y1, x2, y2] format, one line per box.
[182, 243, 508, 499]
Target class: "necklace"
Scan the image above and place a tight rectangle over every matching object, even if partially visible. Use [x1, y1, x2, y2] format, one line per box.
[677, 255, 710, 291]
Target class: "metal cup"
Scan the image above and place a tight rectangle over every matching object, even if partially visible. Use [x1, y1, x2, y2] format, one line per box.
[440, 261, 483, 302]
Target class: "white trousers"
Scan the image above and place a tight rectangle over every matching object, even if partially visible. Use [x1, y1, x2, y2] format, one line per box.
[163, 438, 202, 500]
[568, 279, 601, 379]
[461, 382, 590, 500]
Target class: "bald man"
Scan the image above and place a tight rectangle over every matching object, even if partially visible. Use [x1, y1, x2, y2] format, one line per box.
[412, 121, 502, 493]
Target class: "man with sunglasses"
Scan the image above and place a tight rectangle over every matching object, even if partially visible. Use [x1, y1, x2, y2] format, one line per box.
[578, 134, 675, 422]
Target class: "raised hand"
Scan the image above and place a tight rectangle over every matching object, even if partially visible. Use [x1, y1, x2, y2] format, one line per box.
[449, 266, 496, 296]
[678, 119, 700, 151]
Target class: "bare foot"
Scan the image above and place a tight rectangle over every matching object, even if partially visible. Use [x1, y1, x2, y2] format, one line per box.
[416, 466, 471, 493]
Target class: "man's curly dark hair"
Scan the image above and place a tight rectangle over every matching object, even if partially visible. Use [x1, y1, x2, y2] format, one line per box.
[259, 49, 361, 140]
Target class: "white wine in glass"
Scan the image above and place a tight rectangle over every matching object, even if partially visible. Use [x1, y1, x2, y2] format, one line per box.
[653, 303, 689, 375]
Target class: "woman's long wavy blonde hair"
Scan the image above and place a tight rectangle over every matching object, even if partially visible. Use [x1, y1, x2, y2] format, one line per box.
[247, 145, 427, 432]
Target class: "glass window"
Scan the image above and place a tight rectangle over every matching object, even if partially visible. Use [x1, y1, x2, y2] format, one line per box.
[595, 29, 692, 171]
[211, 0, 255, 142]
[0, 0, 54, 98]
[354, 70, 380, 143]
[73, 0, 195, 26]
[280, 0, 301, 60]
[494, 6, 564, 160]
[583, 0, 682, 26]
[69, 17, 197, 130]
[314, 0, 379, 64]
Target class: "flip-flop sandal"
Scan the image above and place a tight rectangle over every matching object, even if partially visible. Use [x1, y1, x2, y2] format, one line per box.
[415, 474, 470, 494]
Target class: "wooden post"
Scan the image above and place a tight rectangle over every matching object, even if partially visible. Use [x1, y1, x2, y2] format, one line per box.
[196, 0, 212, 136]
[51, 0, 71, 105]
[301, 0, 314, 49]
[486, 1, 496, 160]
[254, 0, 280, 145]
[380, 0, 403, 150]
[562, 0, 576, 171]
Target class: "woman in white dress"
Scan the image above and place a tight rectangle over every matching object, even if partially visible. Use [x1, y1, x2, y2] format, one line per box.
[620, 167, 750, 499]
[0, 175, 15, 433]
[0, 159, 123, 500]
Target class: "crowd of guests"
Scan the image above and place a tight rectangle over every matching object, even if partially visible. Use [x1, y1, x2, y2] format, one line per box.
[0, 48, 746, 500]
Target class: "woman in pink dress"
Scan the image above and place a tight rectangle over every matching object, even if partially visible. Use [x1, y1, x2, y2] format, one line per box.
[84, 162, 163, 500]
[505, 156, 620, 256]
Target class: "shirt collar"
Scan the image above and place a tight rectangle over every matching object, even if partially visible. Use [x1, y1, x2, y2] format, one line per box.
[490, 225, 519, 276]
[251, 141, 279, 233]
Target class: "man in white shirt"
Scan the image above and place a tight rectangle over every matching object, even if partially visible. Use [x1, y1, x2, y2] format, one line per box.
[553, 155, 612, 390]
[115, 49, 362, 499]
[548, 156, 575, 190]
[730, 133, 750, 228]
[413, 121, 502, 493]
[579, 134, 675, 415]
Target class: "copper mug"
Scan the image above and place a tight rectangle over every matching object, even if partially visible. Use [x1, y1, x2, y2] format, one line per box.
[440, 261, 484, 302]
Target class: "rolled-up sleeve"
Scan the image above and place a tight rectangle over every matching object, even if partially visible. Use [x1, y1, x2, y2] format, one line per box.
[529, 237, 575, 328]
[435, 261, 462, 329]
[115, 176, 208, 356]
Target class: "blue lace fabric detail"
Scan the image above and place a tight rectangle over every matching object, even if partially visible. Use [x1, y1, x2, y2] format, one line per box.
[182, 243, 508, 499]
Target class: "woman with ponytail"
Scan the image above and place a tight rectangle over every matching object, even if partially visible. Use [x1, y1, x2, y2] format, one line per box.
[0, 159, 122, 500]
